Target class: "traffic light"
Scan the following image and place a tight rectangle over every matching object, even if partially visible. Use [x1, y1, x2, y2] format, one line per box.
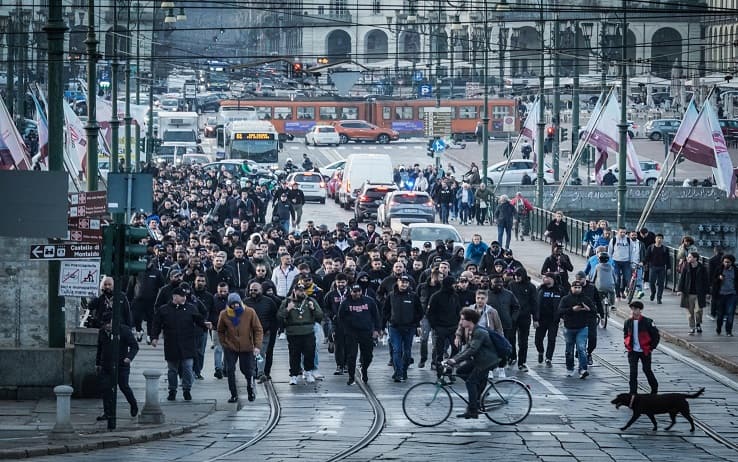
[292, 62, 303, 78]
[122, 225, 150, 275]
[546, 126, 555, 139]
[100, 225, 116, 276]
[561, 128, 568, 142]
[317, 57, 329, 65]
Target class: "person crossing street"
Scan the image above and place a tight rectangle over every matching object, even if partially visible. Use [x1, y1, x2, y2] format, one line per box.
[338, 284, 382, 385]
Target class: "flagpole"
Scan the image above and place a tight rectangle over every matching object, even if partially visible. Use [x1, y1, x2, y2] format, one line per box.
[635, 87, 717, 230]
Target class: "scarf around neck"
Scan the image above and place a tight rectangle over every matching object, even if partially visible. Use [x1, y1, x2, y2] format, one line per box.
[226, 305, 245, 326]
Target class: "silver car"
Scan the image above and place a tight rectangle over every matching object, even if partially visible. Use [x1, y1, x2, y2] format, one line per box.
[286, 171, 327, 204]
[377, 191, 435, 226]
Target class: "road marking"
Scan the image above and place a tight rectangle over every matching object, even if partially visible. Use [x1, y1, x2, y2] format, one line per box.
[452, 431, 492, 437]
[526, 368, 569, 400]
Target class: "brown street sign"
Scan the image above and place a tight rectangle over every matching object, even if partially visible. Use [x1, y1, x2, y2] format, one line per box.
[69, 191, 107, 217]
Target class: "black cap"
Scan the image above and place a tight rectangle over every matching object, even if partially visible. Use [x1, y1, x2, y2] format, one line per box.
[423, 241, 432, 247]
[350, 284, 362, 291]
[490, 241, 501, 246]
[172, 287, 188, 296]
[398, 274, 411, 282]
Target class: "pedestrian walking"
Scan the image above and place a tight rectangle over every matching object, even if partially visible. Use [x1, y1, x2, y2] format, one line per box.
[558, 280, 595, 379]
[244, 282, 279, 382]
[677, 251, 709, 335]
[217, 293, 263, 403]
[338, 284, 382, 385]
[95, 312, 138, 421]
[623, 301, 660, 395]
[644, 234, 670, 304]
[493, 195, 516, 249]
[427, 276, 462, 375]
[533, 273, 563, 367]
[383, 276, 424, 382]
[278, 283, 323, 385]
[712, 254, 738, 336]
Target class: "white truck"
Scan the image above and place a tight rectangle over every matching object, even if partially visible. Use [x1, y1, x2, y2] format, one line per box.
[158, 111, 199, 145]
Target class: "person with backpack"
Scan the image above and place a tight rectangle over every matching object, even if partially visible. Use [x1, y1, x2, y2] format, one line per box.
[521, 139, 533, 159]
[608, 227, 637, 300]
[445, 308, 499, 419]
[623, 301, 660, 394]
[591, 253, 616, 308]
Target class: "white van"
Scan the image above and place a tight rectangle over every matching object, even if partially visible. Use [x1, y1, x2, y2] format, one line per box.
[338, 154, 394, 209]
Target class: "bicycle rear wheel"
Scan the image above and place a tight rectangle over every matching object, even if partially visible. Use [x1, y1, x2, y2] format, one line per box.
[481, 378, 532, 425]
[600, 304, 608, 329]
[402, 382, 453, 427]
[626, 275, 637, 304]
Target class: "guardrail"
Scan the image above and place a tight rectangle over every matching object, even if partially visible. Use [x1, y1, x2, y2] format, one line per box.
[528, 207, 707, 290]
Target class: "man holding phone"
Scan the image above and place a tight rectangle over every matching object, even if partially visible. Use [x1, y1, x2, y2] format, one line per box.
[558, 281, 596, 379]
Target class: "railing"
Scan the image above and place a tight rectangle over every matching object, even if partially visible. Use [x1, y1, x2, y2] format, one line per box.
[528, 207, 706, 290]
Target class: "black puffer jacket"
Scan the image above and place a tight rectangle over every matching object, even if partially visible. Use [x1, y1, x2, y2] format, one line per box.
[427, 278, 462, 328]
[383, 287, 424, 328]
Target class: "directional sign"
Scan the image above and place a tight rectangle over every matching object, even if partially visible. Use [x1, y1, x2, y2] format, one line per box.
[418, 84, 432, 98]
[67, 217, 103, 242]
[30, 243, 101, 260]
[68, 191, 107, 217]
[413, 71, 424, 82]
[432, 138, 447, 154]
[59, 261, 100, 297]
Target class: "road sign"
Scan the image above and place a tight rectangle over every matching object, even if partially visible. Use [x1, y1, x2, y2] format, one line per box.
[67, 217, 103, 242]
[30, 243, 101, 260]
[423, 108, 453, 138]
[59, 261, 100, 297]
[68, 191, 107, 217]
[413, 71, 424, 82]
[432, 138, 447, 154]
[418, 84, 432, 98]
[465, 82, 480, 98]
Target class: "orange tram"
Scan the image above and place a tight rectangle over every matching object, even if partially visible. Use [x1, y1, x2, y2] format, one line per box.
[219, 98, 519, 140]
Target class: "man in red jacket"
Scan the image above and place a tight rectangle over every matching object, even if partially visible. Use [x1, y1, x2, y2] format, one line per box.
[623, 301, 660, 395]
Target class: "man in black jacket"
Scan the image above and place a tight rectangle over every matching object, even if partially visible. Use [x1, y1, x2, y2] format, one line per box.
[384, 276, 424, 382]
[534, 273, 563, 366]
[245, 282, 279, 382]
[417, 269, 443, 368]
[427, 276, 462, 375]
[89, 277, 133, 329]
[677, 251, 710, 335]
[558, 281, 596, 379]
[227, 245, 255, 295]
[324, 273, 350, 375]
[338, 284, 382, 385]
[192, 274, 215, 380]
[540, 244, 574, 291]
[487, 276, 520, 371]
[574, 271, 603, 367]
[95, 312, 139, 421]
[151, 286, 212, 401]
[126, 260, 165, 343]
[210, 282, 230, 379]
[508, 270, 536, 372]
[206, 251, 236, 295]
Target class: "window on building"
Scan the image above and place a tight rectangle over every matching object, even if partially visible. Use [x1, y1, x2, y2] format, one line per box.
[275, 107, 292, 119]
[320, 106, 338, 120]
[373, 0, 381, 14]
[297, 106, 315, 119]
[318, 6, 325, 15]
[395, 106, 414, 120]
[331, 0, 348, 15]
[458, 106, 477, 119]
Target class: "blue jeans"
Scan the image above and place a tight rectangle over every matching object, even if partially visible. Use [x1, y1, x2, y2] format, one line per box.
[389, 326, 415, 378]
[459, 203, 472, 223]
[717, 293, 738, 334]
[613, 260, 631, 295]
[279, 219, 290, 234]
[440, 204, 450, 224]
[497, 223, 513, 249]
[213, 334, 224, 371]
[167, 358, 194, 391]
[648, 265, 666, 301]
[564, 326, 589, 372]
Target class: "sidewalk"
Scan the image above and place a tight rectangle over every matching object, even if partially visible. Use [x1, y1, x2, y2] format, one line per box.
[0, 335, 260, 459]
[506, 235, 738, 374]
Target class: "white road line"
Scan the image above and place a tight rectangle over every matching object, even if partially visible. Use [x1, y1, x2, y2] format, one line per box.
[526, 368, 569, 400]
[452, 432, 492, 437]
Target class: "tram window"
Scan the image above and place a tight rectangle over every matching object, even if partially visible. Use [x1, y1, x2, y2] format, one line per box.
[320, 106, 338, 120]
[297, 107, 315, 120]
[395, 106, 413, 120]
[492, 106, 510, 119]
[383, 106, 392, 120]
[459, 106, 477, 119]
[340, 107, 358, 119]
[418, 107, 433, 120]
[256, 107, 272, 120]
[275, 107, 292, 120]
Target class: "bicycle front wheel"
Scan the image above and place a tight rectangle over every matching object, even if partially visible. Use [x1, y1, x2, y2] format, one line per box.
[600, 309, 608, 329]
[481, 378, 532, 425]
[402, 382, 453, 427]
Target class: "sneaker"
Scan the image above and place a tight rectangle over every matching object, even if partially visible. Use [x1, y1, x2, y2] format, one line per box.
[509, 359, 517, 366]
[195, 373, 204, 380]
[696, 325, 703, 334]
[361, 370, 369, 383]
[167, 390, 176, 401]
[347, 377, 355, 386]
[545, 359, 552, 367]
[257, 374, 270, 384]
[392, 375, 401, 383]
[657, 299, 662, 304]
[402, 372, 408, 382]
[650, 294, 655, 301]
[538, 353, 544, 364]
[496, 367, 506, 379]
[579, 370, 589, 379]
[183, 390, 192, 401]
[228, 396, 238, 403]
[567, 369, 575, 377]
[304, 371, 316, 384]
[587, 354, 593, 366]
[728, 333, 734, 337]
[289, 376, 298, 385]
[214, 368, 223, 379]
[518, 364, 529, 372]
[312, 370, 324, 380]
[611, 305, 617, 311]
[688, 329, 696, 335]
[706, 314, 715, 321]
[418, 361, 426, 369]
[717, 328, 722, 335]
[146, 335, 152, 345]
[488, 370, 496, 379]
[278, 332, 287, 340]
[387, 359, 393, 367]
[637, 291, 645, 299]
[247, 387, 255, 402]
[135, 331, 143, 342]
[130, 402, 139, 417]
[334, 366, 344, 375]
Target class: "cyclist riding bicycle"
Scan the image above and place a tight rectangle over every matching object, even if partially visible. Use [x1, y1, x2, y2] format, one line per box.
[445, 307, 499, 420]
[591, 252, 616, 308]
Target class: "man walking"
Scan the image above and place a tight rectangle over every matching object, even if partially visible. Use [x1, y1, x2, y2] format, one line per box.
[95, 312, 139, 421]
[534, 273, 563, 367]
[558, 281, 595, 379]
[217, 293, 263, 403]
[278, 283, 323, 385]
[338, 284, 382, 385]
[244, 282, 279, 382]
[383, 275, 424, 382]
[427, 276, 462, 375]
[623, 301, 660, 395]
[152, 286, 212, 401]
[677, 251, 709, 335]
[644, 233, 670, 304]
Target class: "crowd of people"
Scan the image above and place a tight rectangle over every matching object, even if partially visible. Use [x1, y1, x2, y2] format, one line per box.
[86, 160, 737, 422]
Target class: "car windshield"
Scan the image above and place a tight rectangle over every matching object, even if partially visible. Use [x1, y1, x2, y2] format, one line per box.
[410, 227, 460, 242]
[393, 194, 430, 204]
[365, 187, 394, 198]
[163, 131, 196, 142]
[318, 127, 335, 133]
[294, 174, 321, 183]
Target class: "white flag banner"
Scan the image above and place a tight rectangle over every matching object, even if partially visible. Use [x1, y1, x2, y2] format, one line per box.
[704, 101, 736, 198]
[670, 100, 698, 155]
[64, 102, 88, 178]
[584, 92, 644, 184]
[520, 99, 539, 148]
[0, 97, 30, 170]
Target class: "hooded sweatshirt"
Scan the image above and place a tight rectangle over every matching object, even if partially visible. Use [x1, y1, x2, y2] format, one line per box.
[427, 278, 462, 328]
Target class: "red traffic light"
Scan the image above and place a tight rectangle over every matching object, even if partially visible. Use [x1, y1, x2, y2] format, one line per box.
[292, 63, 303, 73]
[546, 126, 555, 138]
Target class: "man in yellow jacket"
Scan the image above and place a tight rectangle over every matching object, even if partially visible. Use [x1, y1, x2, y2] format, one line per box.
[218, 293, 264, 403]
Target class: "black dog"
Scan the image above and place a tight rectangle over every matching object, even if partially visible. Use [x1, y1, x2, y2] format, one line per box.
[611, 388, 704, 431]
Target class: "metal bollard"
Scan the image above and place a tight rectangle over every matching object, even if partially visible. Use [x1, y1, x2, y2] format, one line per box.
[138, 370, 165, 424]
[51, 385, 75, 436]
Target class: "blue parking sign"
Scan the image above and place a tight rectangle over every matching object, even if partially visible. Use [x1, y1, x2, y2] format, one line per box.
[419, 84, 432, 98]
[413, 70, 424, 82]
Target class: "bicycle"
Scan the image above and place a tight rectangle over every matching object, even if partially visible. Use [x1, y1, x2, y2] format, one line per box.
[597, 290, 612, 329]
[625, 266, 642, 304]
[402, 364, 532, 427]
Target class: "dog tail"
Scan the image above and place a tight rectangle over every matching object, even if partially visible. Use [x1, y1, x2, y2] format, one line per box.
[687, 387, 705, 399]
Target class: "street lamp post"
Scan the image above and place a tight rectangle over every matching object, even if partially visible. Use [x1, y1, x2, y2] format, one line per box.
[535, 2, 546, 207]
[450, 15, 462, 99]
[85, 0, 100, 191]
[616, 0, 628, 228]
[497, 14, 508, 97]
[552, 8, 560, 181]
[570, 21, 581, 182]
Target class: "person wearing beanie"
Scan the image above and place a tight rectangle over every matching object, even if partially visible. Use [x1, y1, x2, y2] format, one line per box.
[623, 301, 660, 394]
[427, 276, 462, 375]
[217, 292, 264, 403]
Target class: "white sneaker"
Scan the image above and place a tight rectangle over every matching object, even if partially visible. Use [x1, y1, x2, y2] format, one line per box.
[496, 367, 506, 379]
[488, 370, 495, 379]
[304, 371, 316, 384]
[311, 370, 324, 380]
[278, 332, 287, 340]
[289, 376, 298, 385]
[567, 369, 575, 377]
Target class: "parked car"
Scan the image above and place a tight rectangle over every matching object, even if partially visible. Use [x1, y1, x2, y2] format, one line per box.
[305, 124, 340, 146]
[330, 120, 400, 144]
[400, 223, 465, 252]
[590, 160, 662, 186]
[377, 191, 435, 226]
[486, 159, 555, 185]
[319, 159, 346, 177]
[354, 182, 398, 222]
[644, 119, 680, 141]
[286, 171, 327, 203]
[327, 169, 343, 200]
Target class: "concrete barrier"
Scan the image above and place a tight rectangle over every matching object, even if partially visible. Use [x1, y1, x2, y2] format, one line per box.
[50, 385, 75, 437]
[138, 370, 165, 424]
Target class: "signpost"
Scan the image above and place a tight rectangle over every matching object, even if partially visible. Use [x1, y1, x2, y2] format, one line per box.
[418, 84, 432, 98]
[30, 243, 101, 260]
[68, 191, 108, 218]
[59, 261, 100, 297]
